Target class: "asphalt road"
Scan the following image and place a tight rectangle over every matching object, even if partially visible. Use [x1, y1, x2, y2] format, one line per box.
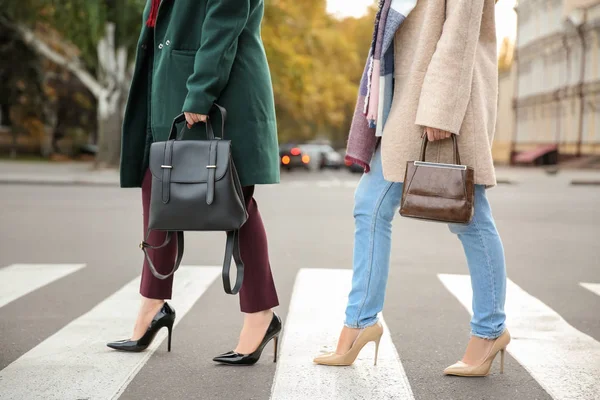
[0, 168, 599, 400]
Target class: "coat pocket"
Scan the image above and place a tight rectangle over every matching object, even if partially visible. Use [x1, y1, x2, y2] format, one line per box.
[171, 49, 197, 56]
[151, 51, 196, 131]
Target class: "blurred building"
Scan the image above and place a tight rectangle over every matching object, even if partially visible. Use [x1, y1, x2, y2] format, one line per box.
[494, 66, 518, 163]
[495, 0, 600, 164]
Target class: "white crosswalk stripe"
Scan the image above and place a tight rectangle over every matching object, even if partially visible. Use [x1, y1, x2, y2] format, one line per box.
[580, 282, 600, 297]
[0, 266, 220, 400]
[270, 269, 414, 400]
[439, 274, 600, 400]
[0, 263, 86, 308]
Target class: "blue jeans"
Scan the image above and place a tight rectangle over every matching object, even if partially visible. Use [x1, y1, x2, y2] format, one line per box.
[345, 148, 507, 339]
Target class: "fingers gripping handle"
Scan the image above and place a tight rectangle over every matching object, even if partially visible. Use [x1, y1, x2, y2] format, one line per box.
[168, 104, 227, 141]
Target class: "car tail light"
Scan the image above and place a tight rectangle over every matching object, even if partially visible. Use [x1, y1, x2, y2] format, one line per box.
[344, 160, 352, 166]
[302, 155, 310, 164]
[290, 148, 301, 156]
[282, 155, 291, 165]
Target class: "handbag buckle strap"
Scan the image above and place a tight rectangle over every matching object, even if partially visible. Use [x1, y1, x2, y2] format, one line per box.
[206, 142, 218, 205]
[161, 140, 175, 204]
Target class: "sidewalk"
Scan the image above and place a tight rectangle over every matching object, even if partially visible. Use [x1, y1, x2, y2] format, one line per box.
[494, 166, 600, 186]
[1, 160, 599, 186]
[0, 161, 119, 186]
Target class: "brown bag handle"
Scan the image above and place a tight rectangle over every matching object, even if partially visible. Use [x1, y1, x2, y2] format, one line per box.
[419, 134, 461, 165]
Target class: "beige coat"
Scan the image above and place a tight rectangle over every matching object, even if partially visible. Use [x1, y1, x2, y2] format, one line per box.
[382, 0, 498, 186]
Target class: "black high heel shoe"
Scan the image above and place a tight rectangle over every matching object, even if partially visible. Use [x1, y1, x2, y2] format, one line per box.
[107, 303, 176, 352]
[213, 312, 282, 365]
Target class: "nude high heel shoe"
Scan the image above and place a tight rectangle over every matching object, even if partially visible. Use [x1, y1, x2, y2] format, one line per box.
[443, 330, 511, 377]
[313, 322, 384, 366]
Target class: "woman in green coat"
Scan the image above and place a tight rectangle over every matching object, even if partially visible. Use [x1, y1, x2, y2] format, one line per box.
[108, 0, 282, 365]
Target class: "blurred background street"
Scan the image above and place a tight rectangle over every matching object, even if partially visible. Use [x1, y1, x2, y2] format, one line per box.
[1, 0, 600, 399]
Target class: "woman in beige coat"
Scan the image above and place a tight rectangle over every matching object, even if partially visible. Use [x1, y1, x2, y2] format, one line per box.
[314, 0, 510, 376]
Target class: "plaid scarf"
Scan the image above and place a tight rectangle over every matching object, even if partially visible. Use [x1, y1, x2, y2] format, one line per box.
[345, 0, 417, 172]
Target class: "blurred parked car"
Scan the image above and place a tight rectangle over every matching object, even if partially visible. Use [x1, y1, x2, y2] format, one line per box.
[279, 144, 310, 171]
[301, 144, 344, 170]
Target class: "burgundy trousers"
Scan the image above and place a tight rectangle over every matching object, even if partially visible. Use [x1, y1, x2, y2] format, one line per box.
[139, 169, 279, 313]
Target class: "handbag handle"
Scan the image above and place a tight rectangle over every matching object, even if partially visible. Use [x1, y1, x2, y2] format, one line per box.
[168, 104, 228, 141]
[212, 103, 227, 139]
[419, 134, 461, 165]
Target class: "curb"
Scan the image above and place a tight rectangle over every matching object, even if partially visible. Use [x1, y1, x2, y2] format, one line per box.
[0, 179, 118, 187]
[570, 180, 600, 186]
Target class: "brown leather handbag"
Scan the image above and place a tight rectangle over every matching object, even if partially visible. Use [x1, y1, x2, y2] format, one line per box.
[399, 135, 475, 224]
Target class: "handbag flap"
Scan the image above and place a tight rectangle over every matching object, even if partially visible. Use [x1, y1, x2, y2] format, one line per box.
[149, 139, 231, 183]
[405, 163, 471, 199]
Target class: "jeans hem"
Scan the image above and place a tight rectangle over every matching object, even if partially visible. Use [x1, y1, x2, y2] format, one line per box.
[344, 318, 380, 330]
[470, 328, 506, 340]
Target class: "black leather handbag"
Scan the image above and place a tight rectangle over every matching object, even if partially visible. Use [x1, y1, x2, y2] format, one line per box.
[140, 104, 248, 295]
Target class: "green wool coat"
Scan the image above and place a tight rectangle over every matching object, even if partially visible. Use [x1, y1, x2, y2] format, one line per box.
[120, 0, 280, 188]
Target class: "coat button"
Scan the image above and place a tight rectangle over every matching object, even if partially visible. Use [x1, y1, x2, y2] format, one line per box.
[158, 43, 164, 49]
[141, 44, 147, 50]
[165, 40, 171, 46]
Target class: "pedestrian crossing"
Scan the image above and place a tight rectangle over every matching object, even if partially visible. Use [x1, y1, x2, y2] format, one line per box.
[439, 274, 600, 400]
[0, 264, 220, 400]
[0, 264, 599, 400]
[0, 263, 86, 308]
[580, 282, 600, 297]
[270, 269, 414, 400]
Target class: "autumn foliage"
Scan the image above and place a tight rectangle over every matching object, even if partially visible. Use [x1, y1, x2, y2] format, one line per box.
[1, 0, 378, 157]
[262, 0, 376, 144]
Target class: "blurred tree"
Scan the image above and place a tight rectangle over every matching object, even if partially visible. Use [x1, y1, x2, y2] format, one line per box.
[263, 0, 376, 146]
[0, 19, 46, 158]
[0, 0, 145, 166]
[0, 0, 377, 159]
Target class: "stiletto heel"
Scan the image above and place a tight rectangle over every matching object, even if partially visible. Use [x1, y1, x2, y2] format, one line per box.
[313, 322, 384, 367]
[167, 324, 173, 352]
[273, 335, 279, 363]
[374, 338, 381, 366]
[444, 330, 511, 377]
[107, 303, 176, 353]
[213, 313, 282, 366]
